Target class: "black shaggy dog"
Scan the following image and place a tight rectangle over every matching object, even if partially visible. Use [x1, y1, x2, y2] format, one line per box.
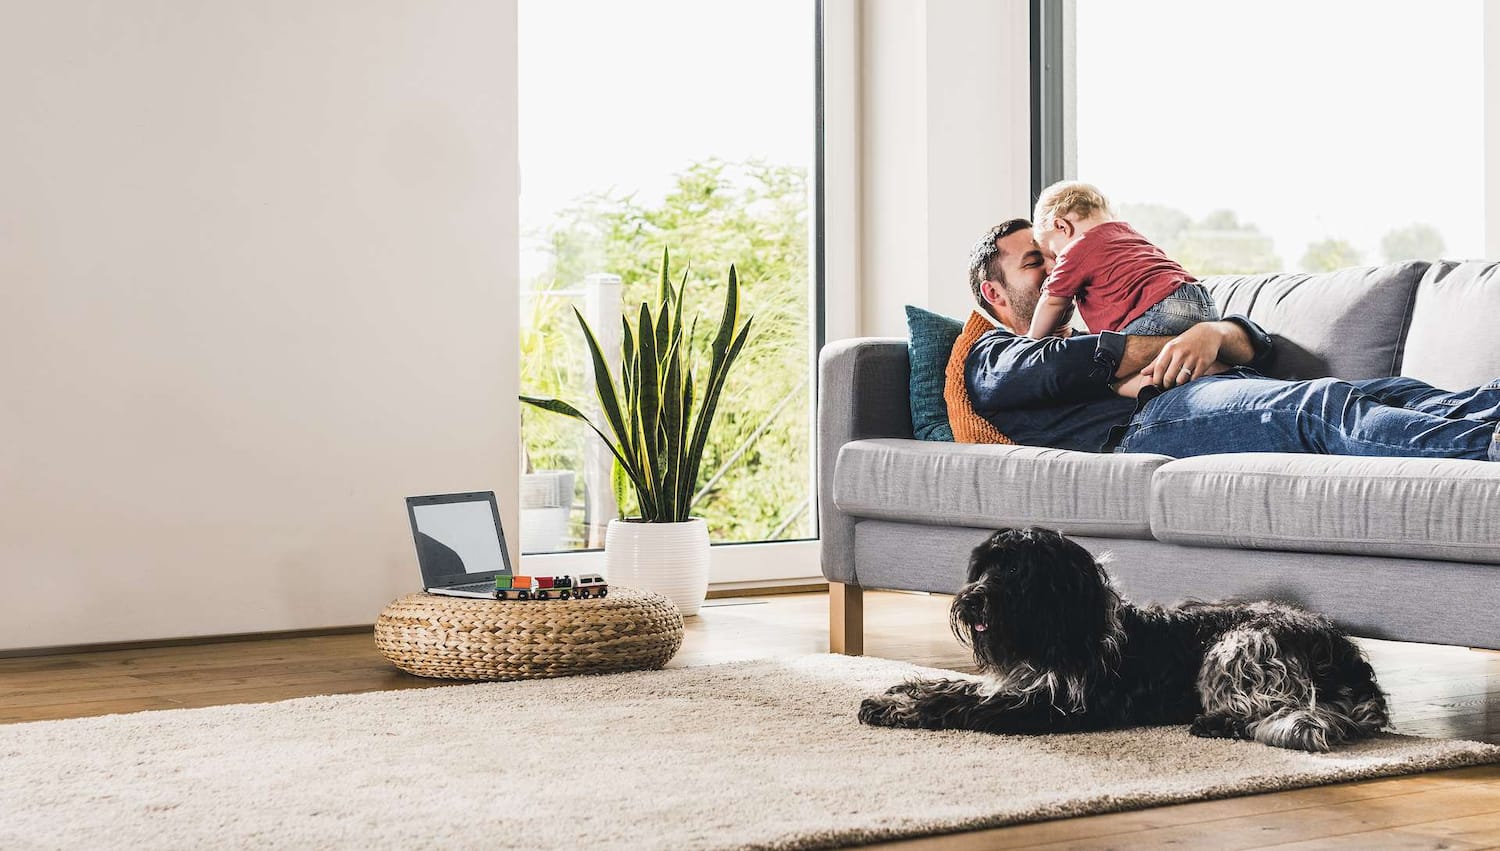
[858, 527, 1388, 751]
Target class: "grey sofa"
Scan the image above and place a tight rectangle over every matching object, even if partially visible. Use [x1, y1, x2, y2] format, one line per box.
[819, 260, 1500, 654]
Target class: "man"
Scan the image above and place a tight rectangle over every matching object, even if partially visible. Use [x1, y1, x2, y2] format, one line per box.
[965, 218, 1500, 460]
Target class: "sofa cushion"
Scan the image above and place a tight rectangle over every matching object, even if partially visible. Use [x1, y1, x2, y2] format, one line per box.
[903, 305, 961, 441]
[1150, 453, 1500, 565]
[833, 438, 1171, 538]
[1400, 260, 1500, 390]
[1200, 262, 1426, 381]
[945, 312, 1014, 445]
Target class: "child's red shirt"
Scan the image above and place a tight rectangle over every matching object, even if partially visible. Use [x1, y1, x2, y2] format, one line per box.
[1044, 221, 1195, 332]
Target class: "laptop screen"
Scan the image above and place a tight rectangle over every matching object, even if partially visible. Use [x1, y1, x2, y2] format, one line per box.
[406, 492, 514, 586]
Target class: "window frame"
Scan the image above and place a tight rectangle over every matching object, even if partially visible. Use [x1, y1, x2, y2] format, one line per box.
[1030, 0, 1069, 203]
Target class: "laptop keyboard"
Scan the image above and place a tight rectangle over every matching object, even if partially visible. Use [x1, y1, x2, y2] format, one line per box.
[447, 582, 494, 592]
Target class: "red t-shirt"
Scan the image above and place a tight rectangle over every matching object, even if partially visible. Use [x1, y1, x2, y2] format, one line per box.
[1043, 221, 1195, 332]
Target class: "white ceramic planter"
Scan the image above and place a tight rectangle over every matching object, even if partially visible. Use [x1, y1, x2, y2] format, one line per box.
[604, 518, 710, 616]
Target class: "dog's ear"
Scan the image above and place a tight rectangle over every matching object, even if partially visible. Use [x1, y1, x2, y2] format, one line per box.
[992, 528, 1116, 673]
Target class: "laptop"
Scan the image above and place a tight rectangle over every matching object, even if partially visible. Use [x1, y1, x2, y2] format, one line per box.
[406, 491, 514, 598]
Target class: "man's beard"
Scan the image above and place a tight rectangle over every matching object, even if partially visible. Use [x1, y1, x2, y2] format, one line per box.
[1009, 289, 1075, 336]
[1012, 290, 1040, 329]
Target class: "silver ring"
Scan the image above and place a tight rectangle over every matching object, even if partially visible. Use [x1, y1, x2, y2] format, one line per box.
[1179, 367, 1192, 377]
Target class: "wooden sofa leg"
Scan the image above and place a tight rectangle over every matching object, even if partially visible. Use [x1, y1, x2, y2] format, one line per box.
[830, 582, 864, 656]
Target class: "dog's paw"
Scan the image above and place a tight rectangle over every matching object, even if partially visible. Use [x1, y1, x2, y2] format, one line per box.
[883, 680, 924, 697]
[1253, 710, 1336, 752]
[1190, 713, 1247, 740]
[858, 694, 920, 728]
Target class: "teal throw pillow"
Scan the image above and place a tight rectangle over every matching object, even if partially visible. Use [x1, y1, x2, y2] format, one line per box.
[904, 305, 963, 441]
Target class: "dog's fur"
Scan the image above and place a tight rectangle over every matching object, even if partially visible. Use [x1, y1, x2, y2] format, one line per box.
[858, 527, 1388, 751]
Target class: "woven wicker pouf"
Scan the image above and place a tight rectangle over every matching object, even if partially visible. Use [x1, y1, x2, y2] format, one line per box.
[373, 586, 684, 681]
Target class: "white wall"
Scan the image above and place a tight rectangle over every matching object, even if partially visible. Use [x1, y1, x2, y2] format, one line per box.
[857, 0, 929, 338]
[854, 0, 1031, 337]
[0, 1, 519, 650]
[1488, 2, 1500, 258]
[923, 1, 1032, 323]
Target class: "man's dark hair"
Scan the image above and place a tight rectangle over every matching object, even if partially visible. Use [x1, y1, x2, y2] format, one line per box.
[968, 218, 1033, 318]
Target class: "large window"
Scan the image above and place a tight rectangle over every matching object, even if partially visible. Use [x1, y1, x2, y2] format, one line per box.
[518, 1, 817, 557]
[1041, 1, 1484, 275]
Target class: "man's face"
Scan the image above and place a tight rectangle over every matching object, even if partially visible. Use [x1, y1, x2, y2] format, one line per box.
[982, 228, 1060, 333]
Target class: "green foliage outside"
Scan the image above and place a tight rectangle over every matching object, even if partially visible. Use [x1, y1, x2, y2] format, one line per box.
[1381, 223, 1446, 264]
[1300, 238, 1363, 273]
[1118, 202, 1449, 276]
[1114, 203, 1192, 248]
[521, 159, 811, 545]
[1117, 204, 1282, 275]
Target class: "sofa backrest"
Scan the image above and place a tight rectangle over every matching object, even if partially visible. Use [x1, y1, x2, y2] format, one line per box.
[1400, 260, 1500, 389]
[1200, 261, 1427, 381]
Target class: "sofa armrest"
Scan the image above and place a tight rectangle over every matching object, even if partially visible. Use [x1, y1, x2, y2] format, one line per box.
[818, 338, 912, 585]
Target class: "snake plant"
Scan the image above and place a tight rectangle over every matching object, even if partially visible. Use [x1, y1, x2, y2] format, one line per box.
[521, 249, 754, 523]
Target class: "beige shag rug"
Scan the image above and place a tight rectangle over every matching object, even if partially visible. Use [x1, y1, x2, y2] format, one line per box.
[3, 654, 1498, 850]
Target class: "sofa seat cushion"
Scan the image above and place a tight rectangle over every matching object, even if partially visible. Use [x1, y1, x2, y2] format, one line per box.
[832, 438, 1172, 538]
[1151, 453, 1500, 564]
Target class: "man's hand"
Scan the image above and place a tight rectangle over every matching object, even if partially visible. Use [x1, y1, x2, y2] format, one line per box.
[1115, 360, 1231, 398]
[1141, 323, 1220, 388]
[1111, 320, 1257, 393]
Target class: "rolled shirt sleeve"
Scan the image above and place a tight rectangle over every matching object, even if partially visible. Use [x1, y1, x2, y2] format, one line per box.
[1221, 314, 1275, 368]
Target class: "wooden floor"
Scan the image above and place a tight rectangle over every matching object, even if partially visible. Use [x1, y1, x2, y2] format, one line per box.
[4, 590, 1500, 849]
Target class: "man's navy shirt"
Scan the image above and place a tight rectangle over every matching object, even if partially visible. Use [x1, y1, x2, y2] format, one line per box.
[964, 316, 1274, 453]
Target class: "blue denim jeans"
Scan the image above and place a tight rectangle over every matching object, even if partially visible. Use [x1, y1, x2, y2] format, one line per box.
[1115, 369, 1500, 460]
[1117, 283, 1220, 336]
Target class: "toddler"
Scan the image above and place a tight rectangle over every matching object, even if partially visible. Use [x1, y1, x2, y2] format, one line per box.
[1026, 181, 1218, 339]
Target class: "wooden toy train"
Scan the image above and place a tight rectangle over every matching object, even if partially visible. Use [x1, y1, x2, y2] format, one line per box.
[493, 572, 608, 601]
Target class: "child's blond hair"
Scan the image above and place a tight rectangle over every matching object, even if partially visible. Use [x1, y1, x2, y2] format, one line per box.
[1033, 181, 1112, 228]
